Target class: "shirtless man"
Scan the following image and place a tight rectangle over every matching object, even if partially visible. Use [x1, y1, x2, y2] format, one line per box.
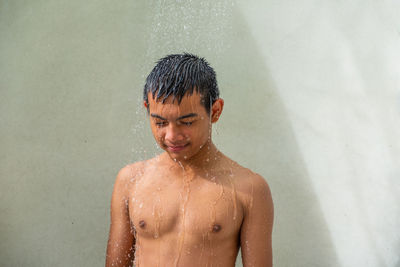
[105, 53, 274, 267]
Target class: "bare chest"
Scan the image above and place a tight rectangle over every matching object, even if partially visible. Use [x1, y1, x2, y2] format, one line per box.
[128, 176, 244, 242]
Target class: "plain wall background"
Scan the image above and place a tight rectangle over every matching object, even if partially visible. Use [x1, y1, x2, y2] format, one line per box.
[1, 0, 399, 266]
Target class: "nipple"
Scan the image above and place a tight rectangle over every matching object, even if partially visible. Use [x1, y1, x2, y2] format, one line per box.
[212, 224, 221, 233]
[139, 220, 146, 228]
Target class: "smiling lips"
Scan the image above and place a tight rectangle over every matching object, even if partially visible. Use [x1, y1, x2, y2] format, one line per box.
[166, 143, 189, 152]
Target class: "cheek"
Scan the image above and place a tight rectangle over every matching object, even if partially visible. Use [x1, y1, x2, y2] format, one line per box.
[193, 123, 210, 140]
[151, 126, 164, 140]
[157, 129, 166, 140]
[180, 128, 192, 139]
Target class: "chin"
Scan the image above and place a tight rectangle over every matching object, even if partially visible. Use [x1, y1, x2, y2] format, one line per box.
[168, 152, 190, 160]
[164, 149, 196, 162]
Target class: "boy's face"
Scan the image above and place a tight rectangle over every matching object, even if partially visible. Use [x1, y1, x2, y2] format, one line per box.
[145, 92, 221, 161]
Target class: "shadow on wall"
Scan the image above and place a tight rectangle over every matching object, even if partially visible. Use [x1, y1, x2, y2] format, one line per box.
[212, 7, 342, 267]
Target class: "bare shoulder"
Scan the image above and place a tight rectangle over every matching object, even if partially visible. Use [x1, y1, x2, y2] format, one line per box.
[114, 161, 147, 191]
[224, 158, 269, 189]
[238, 168, 271, 196]
[226, 160, 273, 211]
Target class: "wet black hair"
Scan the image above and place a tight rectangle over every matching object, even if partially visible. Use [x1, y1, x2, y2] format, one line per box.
[143, 53, 219, 114]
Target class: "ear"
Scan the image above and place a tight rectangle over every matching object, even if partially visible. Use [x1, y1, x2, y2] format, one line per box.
[211, 98, 224, 123]
[143, 101, 148, 109]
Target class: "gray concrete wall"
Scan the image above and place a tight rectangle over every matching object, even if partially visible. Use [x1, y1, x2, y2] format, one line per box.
[1, 1, 399, 266]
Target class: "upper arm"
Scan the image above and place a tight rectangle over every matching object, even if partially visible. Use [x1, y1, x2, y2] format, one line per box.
[105, 165, 136, 267]
[240, 174, 274, 267]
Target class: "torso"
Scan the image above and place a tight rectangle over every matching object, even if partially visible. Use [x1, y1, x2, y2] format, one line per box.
[126, 155, 254, 267]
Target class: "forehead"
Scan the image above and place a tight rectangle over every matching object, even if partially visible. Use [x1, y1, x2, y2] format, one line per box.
[147, 92, 206, 114]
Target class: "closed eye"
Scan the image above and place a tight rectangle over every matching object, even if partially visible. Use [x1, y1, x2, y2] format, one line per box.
[155, 121, 167, 127]
[180, 121, 194, 126]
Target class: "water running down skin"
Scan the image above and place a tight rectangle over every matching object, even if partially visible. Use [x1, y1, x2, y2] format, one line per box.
[105, 91, 274, 266]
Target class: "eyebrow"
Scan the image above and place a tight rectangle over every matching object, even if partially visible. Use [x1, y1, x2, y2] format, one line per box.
[150, 113, 198, 121]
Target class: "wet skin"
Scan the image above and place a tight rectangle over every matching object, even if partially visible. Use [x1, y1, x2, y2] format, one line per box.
[106, 93, 274, 267]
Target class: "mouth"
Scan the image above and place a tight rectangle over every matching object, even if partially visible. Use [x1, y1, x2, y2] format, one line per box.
[166, 143, 189, 152]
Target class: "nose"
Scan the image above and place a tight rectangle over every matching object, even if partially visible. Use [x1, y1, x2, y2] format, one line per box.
[165, 123, 185, 143]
